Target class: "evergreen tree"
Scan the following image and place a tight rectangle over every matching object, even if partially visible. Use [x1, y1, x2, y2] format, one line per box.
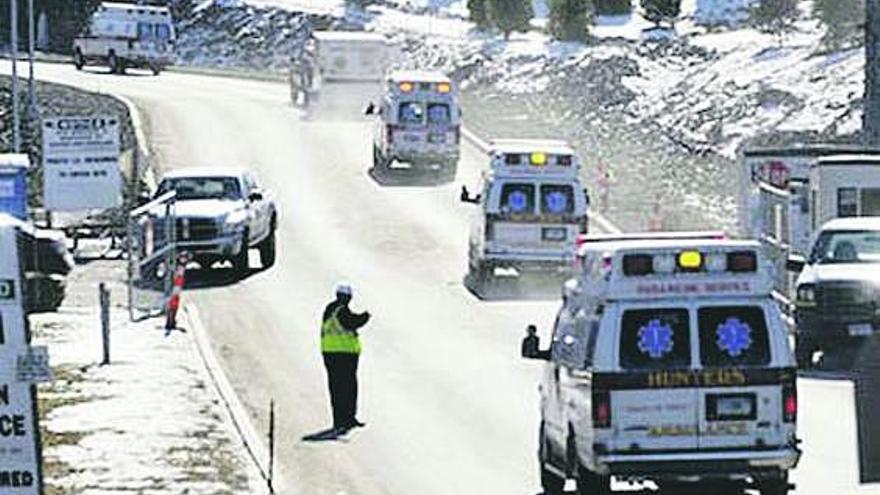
[487, 0, 534, 39]
[0, 0, 102, 54]
[640, 0, 681, 26]
[548, 0, 595, 41]
[814, 0, 864, 51]
[594, 0, 632, 16]
[468, 0, 491, 28]
[750, 0, 799, 36]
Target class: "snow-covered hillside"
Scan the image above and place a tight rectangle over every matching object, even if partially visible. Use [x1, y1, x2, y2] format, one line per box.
[175, 0, 866, 232]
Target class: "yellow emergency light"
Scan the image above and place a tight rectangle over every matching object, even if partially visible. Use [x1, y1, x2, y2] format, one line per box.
[530, 152, 548, 166]
[399, 81, 414, 93]
[437, 82, 452, 94]
[678, 250, 703, 271]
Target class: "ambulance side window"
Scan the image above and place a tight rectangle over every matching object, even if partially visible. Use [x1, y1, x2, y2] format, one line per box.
[698, 306, 770, 367]
[619, 308, 690, 370]
[540, 185, 575, 214]
[499, 183, 535, 214]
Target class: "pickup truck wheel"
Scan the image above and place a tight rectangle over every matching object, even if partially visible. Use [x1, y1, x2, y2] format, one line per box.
[259, 228, 276, 269]
[74, 49, 85, 70]
[232, 230, 250, 276]
[108, 52, 121, 74]
[576, 464, 610, 495]
[796, 337, 817, 368]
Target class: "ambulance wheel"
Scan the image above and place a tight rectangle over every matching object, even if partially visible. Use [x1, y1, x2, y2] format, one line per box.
[259, 223, 276, 269]
[539, 424, 565, 495]
[232, 230, 250, 276]
[74, 49, 84, 70]
[758, 471, 790, 495]
[576, 465, 610, 495]
[373, 146, 389, 173]
[108, 52, 122, 74]
[150, 64, 162, 76]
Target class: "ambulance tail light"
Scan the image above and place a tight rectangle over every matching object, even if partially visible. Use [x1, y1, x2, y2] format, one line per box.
[592, 390, 611, 428]
[783, 380, 797, 423]
[557, 155, 573, 167]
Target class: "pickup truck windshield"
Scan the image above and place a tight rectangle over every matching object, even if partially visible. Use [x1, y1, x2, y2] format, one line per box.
[809, 230, 880, 264]
[157, 177, 242, 201]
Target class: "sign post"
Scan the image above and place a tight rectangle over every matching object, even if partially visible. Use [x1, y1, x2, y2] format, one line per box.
[0, 215, 46, 494]
[42, 116, 122, 212]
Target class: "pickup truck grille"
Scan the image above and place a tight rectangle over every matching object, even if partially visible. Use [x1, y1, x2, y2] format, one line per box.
[816, 282, 877, 321]
[176, 218, 218, 242]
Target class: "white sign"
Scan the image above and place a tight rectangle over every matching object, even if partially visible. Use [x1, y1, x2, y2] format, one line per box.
[42, 116, 122, 212]
[16, 347, 51, 384]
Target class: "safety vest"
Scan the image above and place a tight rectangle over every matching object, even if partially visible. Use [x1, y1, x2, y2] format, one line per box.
[321, 308, 362, 354]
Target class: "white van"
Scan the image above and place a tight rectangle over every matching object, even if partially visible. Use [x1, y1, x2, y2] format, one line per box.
[73, 2, 175, 75]
[461, 139, 589, 290]
[367, 70, 461, 177]
[522, 237, 800, 495]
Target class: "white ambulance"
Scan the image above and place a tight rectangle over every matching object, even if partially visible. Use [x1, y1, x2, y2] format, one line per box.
[73, 2, 175, 75]
[460, 139, 589, 289]
[367, 70, 461, 177]
[522, 236, 800, 495]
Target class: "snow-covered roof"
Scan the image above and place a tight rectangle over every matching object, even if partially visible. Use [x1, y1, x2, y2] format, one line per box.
[386, 70, 450, 84]
[313, 31, 387, 43]
[821, 217, 880, 231]
[817, 154, 880, 167]
[0, 153, 30, 169]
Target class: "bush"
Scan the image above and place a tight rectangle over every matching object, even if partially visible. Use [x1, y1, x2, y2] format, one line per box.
[750, 0, 799, 36]
[468, 0, 491, 27]
[0, 0, 101, 54]
[594, 0, 632, 16]
[814, 0, 864, 51]
[548, 0, 595, 41]
[640, 0, 681, 26]
[487, 0, 534, 39]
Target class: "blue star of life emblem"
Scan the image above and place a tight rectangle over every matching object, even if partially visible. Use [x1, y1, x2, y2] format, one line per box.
[637, 319, 674, 359]
[716, 317, 752, 357]
[545, 191, 569, 213]
[508, 191, 529, 212]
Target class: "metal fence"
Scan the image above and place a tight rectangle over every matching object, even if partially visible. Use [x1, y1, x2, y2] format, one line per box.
[126, 191, 176, 322]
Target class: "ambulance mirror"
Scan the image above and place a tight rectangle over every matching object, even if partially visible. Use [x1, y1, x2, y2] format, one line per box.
[584, 189, 591, 207]
[521, 324, 549, 360]
[460, 185, 480, 204]
[786, 254, 806, 273]
[364, 102, 376, 116]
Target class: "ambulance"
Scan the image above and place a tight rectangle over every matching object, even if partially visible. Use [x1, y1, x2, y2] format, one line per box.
[522, 236, 800, 495]
[367, 70, 461, 177]
[460, 139, 590, 289]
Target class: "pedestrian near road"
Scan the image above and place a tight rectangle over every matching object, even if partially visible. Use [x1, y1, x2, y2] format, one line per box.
[321, 283, 371, 434]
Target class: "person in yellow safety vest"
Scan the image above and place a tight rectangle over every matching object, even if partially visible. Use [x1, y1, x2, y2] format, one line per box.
[321, 283, 371, 434]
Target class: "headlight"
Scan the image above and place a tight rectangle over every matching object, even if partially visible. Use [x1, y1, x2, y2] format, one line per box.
[221, 210, 248, 234]
[796, 285, 816, 304]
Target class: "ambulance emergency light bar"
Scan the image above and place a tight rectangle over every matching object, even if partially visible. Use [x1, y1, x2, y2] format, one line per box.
[397, 81, 452, 94]
[489, 139, 579, 172]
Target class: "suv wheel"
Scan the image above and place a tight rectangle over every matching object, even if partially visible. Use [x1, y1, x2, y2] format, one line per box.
[232, 230, 250, 276]
[74, 49, 85, 70]
[259, 224, 276, 269]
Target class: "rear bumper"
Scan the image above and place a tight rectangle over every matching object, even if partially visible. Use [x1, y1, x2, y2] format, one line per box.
[389, 146, 459, 165]
[596, 447, 801, 477]
[483, 249, 574, 272]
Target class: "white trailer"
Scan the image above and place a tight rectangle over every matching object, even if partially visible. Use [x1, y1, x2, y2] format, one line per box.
[73, 2, 175, 75]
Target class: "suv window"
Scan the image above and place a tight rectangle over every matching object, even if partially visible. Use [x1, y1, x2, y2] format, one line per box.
[540, 184, 575, 214]
[698, 306, 770, 367]
[499, 183, 535, 214]
[620, 308, 690, 370]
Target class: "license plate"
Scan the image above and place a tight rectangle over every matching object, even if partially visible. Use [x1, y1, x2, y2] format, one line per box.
[707, 393, 755, 421]
[542, 227, 567, 242]
[849, 323, 874, 336]
[428, 133, 446, 144]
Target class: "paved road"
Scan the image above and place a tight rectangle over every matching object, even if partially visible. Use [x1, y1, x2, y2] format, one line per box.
[5, 61, 877, 495]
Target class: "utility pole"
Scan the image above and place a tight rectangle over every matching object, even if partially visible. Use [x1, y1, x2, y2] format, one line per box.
[27, 0, 35, 118]
[10, 0, 21, 152]
[865, 0, 880, 145]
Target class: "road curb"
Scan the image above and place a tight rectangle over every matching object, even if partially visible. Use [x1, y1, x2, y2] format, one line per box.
[459, 125, 623, 235]
[114, 94, 157, 191]
[183, 302, 287, 493]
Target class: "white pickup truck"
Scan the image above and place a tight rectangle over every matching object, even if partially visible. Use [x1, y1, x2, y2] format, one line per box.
[73, 2, 175, 75]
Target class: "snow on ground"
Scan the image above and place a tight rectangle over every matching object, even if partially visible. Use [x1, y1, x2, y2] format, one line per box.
[31, 260, 263, 494]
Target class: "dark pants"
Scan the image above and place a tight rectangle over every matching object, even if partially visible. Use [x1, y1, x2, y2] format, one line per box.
[322, 353, 359, 429]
